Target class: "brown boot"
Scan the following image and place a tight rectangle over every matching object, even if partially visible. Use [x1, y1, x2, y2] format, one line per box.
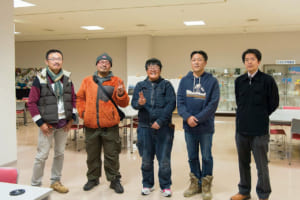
[183, 173, 201, 197]
[50, 181, 69, 193]
[230, 193, 251, 200]
[202, 175, 213, 200]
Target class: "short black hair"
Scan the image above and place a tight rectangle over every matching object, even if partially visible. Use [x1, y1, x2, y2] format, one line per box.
[45, 49, 63, 60]
[242, 49, 262, 63]
[190, 50, 208, 61]
[145, 58, 162, 70]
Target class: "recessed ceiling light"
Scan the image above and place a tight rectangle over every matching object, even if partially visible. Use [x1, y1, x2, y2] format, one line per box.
[184, 20, 206, 26]
[136, 24, 146, 27]
[14, 0, 36, 8]
[247, 18, 259, 22]
[80, 26, 104, 30]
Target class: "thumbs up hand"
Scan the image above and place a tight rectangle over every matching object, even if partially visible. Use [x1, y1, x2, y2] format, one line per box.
[138, 91, 146, 105]
[117, 80, 125, 97]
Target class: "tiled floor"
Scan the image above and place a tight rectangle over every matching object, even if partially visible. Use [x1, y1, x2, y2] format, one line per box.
[9, 115, 300, 200]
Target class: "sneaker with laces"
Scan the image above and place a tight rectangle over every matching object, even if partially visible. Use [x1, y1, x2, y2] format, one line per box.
[141, 187, 154, 195]
[50, 181, 69, 193]
[161, 188, 172, 197]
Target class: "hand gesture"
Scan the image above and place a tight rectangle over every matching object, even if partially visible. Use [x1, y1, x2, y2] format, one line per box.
[117, 80, 125, 97]
[138, 91, 146, 105]
[187, 116, 198, 127]
[40, 123, 53, 136]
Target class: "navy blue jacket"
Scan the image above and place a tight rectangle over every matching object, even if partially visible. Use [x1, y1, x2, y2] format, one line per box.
[235, 70, 279, 136]
[177, 71, 220, 134]
[131, 77, 176, 128]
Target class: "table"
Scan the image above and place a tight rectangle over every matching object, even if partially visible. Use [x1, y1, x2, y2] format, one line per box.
[270, 109, 300, 125]
[0, 182, 52, 200]
[270, 109, 300, 161]
[120, 106, 138, 153]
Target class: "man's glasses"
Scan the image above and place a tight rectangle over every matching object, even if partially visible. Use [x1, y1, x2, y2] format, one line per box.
[147, 65, 160, 70]
[47, 58, 62, 62]
[98, 60, 110, 65]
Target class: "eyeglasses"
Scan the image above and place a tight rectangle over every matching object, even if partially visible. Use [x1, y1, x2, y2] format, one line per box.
[47, 58, 62, 62]
[147, 65, 160, 70]
[98, 60, 110, 65]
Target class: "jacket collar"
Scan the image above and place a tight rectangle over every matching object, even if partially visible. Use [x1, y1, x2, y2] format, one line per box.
[241, 70, 262, 81]
[40, 67, 71, 79]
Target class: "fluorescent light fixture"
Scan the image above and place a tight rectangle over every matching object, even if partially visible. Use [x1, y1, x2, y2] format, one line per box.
[184, 20, 206, 26]
[80, 26, 104, 30]
[14, 32, 21, 34]
[14, 0, 36, 8]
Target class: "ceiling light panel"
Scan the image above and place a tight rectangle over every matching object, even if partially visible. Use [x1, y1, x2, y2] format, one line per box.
[184, 20, 206, 26]
[14, 0, 36, 8]
[80, 26, 104, 30]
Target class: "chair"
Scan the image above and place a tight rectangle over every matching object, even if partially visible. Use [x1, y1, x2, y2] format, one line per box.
[269, 126, 287, 160]
[288, 118, 300, 165]
[16, 101, 27, 127]
[282, 106, 300, 110]
[67, 123, 85, 152]
[119, 117, 138, 151]
[0, 167, 18, 184]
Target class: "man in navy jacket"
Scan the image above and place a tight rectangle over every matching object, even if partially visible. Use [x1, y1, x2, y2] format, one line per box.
[177, 50, 220, 200]
[231, 49, 279, 200]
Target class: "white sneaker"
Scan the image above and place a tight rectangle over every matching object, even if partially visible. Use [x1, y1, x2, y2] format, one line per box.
[141, 187, 154, 195]
[161, 188, 172, 197]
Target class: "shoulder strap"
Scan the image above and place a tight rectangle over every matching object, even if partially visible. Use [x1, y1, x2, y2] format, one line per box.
[97, 81, 120, 111]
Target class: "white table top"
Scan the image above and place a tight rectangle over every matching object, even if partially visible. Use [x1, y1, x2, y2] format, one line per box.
[0, 182, 52, 200]
[120, 106, 138, 118]
[270, 109, 300, 124]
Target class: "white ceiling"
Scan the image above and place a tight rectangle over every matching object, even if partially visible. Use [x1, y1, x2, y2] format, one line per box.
[14, 0, 300, 41]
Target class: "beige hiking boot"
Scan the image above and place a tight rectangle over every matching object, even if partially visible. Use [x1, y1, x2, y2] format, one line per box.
[50, 181, 69, 193]
[183, 173, 202, 197]
[202, 175, 213, 200]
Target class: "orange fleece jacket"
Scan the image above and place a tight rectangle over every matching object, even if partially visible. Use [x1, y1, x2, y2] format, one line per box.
[76, 76, 129, 128]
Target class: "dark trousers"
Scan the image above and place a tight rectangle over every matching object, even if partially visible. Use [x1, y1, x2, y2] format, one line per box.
[235, 133, 271, 199]
[85, 126, 121, 181]
[136, 125, 174, 190]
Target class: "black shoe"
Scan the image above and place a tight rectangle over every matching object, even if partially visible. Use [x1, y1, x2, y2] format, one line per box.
[83, 179, 99, 191]
[110, 179, 124, 193]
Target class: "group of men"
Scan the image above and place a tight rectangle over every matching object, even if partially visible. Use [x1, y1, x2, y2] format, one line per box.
[27, 48, 279, 200]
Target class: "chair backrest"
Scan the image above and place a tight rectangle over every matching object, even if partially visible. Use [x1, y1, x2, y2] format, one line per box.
[16, 101, 26, 111]
[0, 167, 18, 184]
[283, 106, 300, 110]
[291, 118, 300, 134]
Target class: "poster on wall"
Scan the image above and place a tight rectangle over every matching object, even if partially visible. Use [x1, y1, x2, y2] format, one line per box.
[127, 75, 146, 95]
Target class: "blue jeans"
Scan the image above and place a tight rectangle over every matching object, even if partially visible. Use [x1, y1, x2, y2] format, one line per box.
[184, 132, 213, 184]
[235, 133, 271, 199]
[137, 125, 174, 189]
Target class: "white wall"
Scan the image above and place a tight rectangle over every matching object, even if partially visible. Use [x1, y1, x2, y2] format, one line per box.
[0, 0, 17, 166]
[152, 32, 300, 78]
[127, 35, 152, 76]
[15, 31, 300, 87]
[15, 38, 127, 91]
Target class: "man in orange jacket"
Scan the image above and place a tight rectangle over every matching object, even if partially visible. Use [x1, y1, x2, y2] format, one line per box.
[77, 53, 129, 193]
